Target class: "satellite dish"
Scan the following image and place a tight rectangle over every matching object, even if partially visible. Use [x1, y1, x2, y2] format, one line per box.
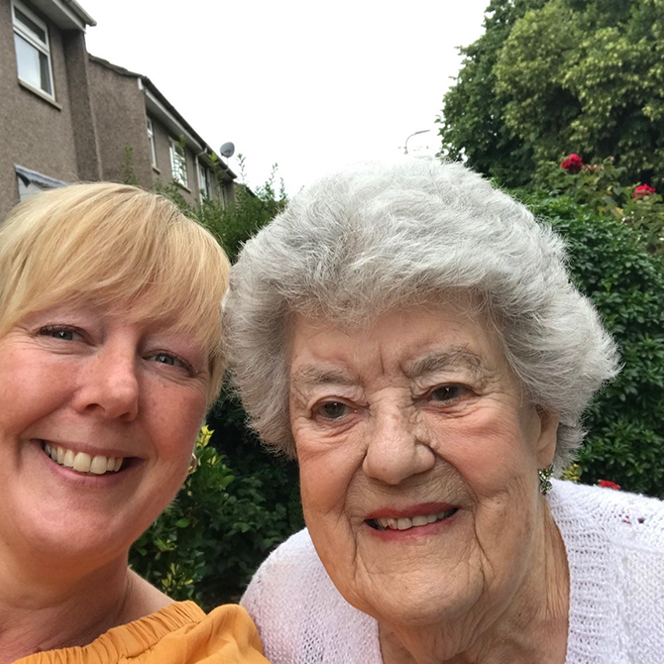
[219, 142, 235, 158]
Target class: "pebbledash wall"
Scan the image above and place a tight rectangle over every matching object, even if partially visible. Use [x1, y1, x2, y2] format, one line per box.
[0, 0, 235, 223]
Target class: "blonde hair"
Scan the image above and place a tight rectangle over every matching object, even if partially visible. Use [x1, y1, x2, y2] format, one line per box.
[0, 182, 230, 403]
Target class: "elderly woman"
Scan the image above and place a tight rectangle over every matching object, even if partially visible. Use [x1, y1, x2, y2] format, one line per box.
[225, 159, 664, 663]
[0, 183, 269, 664]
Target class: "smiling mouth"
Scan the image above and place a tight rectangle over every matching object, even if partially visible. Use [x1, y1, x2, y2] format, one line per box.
[366, 507, 459, 532]
[41, 441, 126, 476]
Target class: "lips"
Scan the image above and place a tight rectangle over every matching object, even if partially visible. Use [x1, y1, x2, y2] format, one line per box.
[365, 502, 460, 532]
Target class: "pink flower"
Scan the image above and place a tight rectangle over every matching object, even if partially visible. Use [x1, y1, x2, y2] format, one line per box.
[634, 184, 656, 200]
[599, 479, 621, 490]
[561, 153, 583, 174]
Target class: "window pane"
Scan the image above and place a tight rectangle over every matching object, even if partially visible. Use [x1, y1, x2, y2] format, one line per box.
[39, 50, 52, 95]
[170, 141, 188, 186]
[14, 7, 46, 44]
[15, 33, 42, 89]
[147, 119, 157, 167]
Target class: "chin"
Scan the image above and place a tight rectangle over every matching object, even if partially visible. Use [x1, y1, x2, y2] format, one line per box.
[350, 576, 483, 631]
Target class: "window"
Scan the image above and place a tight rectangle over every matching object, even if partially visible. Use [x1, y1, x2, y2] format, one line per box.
[12, 0, 54, 98]
[147, 118, 157, 168]
[169, 137, 188, 187]
[198, 162, 212, 201]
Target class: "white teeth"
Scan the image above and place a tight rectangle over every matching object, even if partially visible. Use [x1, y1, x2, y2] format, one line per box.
[42, 442, 124, 476]
[90, 455, 108, 475]
[63, 449, 75, 468]
[73, 452, 92, 473]
[372, 509, 457, 531]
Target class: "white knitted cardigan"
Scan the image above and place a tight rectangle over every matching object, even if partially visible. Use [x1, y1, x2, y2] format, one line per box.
[241, 480, 664, 663]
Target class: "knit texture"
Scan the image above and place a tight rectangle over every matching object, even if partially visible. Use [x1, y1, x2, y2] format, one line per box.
[241, 480, 664, 663]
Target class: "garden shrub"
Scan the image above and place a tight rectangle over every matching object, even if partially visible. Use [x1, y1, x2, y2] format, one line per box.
[520, 192, 664, 497]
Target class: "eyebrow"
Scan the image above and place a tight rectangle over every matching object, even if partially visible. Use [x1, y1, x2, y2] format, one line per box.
[402, 348, 485, 380]
[290, 347, 486, 388]
[290, 365, 357, 388]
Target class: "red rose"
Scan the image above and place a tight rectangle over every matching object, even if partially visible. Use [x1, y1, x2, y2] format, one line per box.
[598, 479, 621, 490]
[561, 153, 583, 174]
[634, 184, 656, 200]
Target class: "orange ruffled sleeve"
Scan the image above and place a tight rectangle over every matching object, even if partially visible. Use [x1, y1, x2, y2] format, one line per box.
[15, 601, 270, 664]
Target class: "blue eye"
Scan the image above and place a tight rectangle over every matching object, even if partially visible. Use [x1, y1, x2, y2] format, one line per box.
[317, 401, 351, 420]
[38, 326, 80, 341]
[153, 353, 177, 366]
[149, 351, 195, 375]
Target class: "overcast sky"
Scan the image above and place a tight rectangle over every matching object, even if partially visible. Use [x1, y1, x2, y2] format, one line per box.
[83, 1, 489, 195]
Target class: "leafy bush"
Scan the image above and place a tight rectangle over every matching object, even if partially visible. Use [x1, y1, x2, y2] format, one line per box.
[518, 192, 664, 497]
[130, 421, 302, 608]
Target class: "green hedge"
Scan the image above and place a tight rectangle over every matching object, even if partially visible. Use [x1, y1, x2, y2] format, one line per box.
[522, 193, 664, 497]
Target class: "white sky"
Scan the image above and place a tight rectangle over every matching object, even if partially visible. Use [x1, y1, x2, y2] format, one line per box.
[83, 1, 488, 195]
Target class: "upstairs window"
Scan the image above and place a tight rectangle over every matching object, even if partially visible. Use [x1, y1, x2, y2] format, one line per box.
[147, 118, 157, 168]
[169, 137, 188, 187]
[198, 162, 212, 201]
[12, 0, 54, 98]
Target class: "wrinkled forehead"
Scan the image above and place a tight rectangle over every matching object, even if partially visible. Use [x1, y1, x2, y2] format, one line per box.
[286, 297, 509, 375]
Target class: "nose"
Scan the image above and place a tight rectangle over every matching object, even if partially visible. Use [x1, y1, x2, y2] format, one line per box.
[362, 406, 436, 485]
[73, 343, 140, 420]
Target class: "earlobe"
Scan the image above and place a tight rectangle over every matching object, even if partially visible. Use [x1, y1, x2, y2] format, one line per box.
[535, 407, 559, 467]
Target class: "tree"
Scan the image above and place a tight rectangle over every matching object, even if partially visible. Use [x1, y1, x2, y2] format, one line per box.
[439, 0, 546, 186]
[439, 0, 664, 189]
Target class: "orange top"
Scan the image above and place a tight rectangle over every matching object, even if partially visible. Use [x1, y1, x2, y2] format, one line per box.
[15, 602, 270, 664]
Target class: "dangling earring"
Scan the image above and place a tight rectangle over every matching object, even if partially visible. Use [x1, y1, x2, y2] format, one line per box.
[187, 452, 199, 475]
[538, 464, 553, 495]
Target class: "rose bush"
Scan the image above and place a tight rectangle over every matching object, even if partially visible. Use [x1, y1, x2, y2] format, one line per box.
[634, 184, 657, 200]
[561, 153, 583, 174]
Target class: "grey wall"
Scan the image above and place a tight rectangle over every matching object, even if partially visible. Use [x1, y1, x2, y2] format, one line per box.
[0, 0, 82, 220]
[88, 59, 152, 187]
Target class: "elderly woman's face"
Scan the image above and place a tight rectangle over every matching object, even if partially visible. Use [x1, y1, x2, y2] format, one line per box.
[0, 301, 209, 562]
[289, 302, 558, 630]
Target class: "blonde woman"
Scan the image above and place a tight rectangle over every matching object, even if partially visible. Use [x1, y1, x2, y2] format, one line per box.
[0, 184, 269, 664]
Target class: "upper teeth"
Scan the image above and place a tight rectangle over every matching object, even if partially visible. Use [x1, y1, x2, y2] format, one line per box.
[43, 443, 123, 475]
[374, 509, 456, 531]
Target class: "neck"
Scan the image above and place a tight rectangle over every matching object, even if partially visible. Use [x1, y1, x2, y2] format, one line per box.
[380, 500, 570, 664]
[0, 552, 157, 664]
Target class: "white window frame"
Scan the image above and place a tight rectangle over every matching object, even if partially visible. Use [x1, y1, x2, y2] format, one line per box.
[147, 117, 157, 169]
[12, 0, 54, 99]
[198, 161, 212, 201]
[169, 137, 188, 187]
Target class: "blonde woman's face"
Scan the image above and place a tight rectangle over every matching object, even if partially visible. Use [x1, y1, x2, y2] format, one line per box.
[0, 300, 209, 567]
[288, 302, 558, 632]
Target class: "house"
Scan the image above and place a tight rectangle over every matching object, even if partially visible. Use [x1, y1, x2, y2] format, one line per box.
[0, 0, 235, 222]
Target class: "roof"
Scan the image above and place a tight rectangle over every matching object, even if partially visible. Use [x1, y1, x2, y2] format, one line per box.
[89, 55, 236, 181]
[28, 0, 96, 31]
